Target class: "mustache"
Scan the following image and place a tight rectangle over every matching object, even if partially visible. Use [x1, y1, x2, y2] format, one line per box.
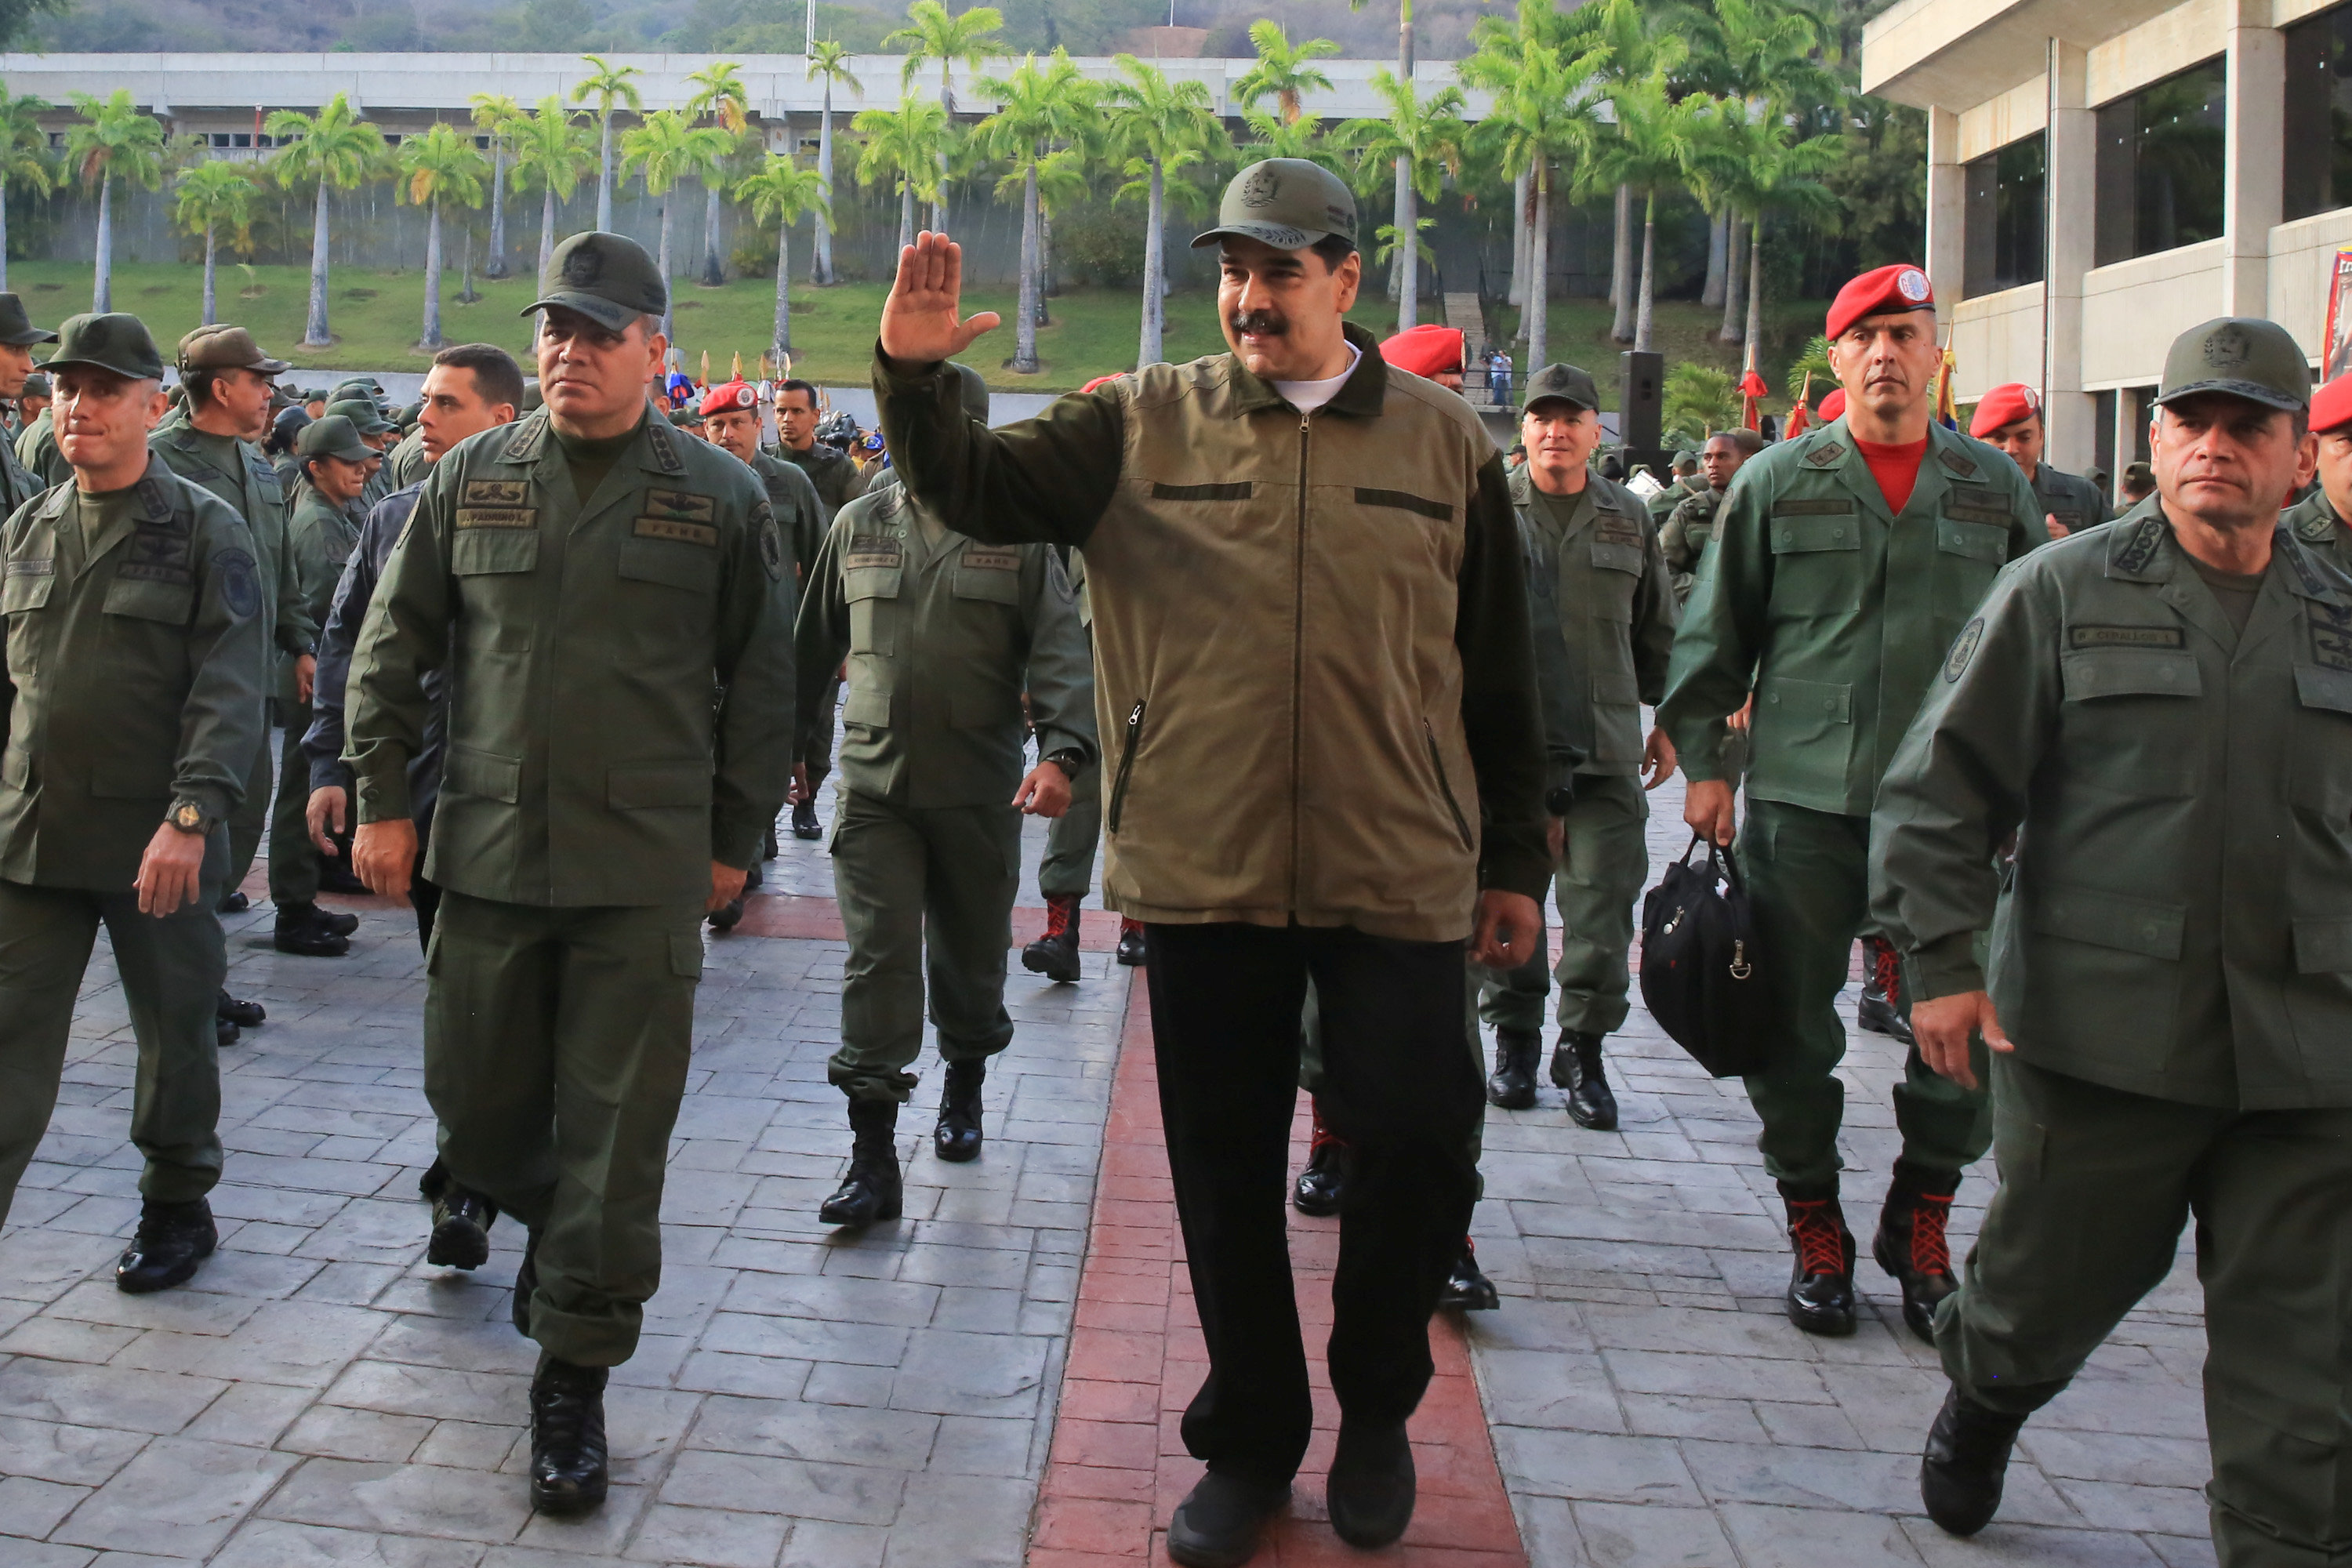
[1229, 309, 1288, 338]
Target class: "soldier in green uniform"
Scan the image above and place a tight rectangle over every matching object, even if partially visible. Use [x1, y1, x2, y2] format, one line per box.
[326, 397, 397, 514]
[13, 370, 49, 442]
[347, 233, 793, 1516]
[0, 297, 55, 518]
[1479, 365, 1679, 1127]
[0, 313, 267, 1292]
[1660, 264, 2047, 1343]
[775, 378, 868, 843]
[1022, 544, 1105, 983]
[1872, 318, 2352, 1563]
[1646, 448, 1702, 524]
[382, 421, 430, 492]
[1660, 428, 1762, 605]
[795, 362, 1095, 1225]
[2285, 370, 2352, 568]
[1969, 383, 2110, 540]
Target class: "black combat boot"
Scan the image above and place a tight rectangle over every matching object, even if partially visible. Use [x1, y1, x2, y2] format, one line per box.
[426, 1187, 498, 1271]
[1021, 894, 1083, 985]
[1437, 1236, 1500, 1312]
[272, 903, 350, 957]
[1921, 1386, 2027, 1536]
[216, 990, 266, 1029]
[1779, 1181, 1857, 1336]
[1550, 1030, 1618, 1131]
[115, 1198, 216, 1294]
[218, 890, 250, 914]
[763, 822, 780, 860]
[1166, 1471, 1289, 1568]
[791, 797, 822, 840]
[528, 1356, 610, 1514]
[935, 1060, 985, 1163]
[215, 1017, 240, 1049]
[1874, 1161, 1962, 1344]
[819, 1100, 903, 1227]
[1290, 1101, 1350, 1217]
[1486, 1029, 1540, 1109]
[1857, 935, 1915, 1045]
[707, 896, 745, 931]
[1327, 1417, 1416, 1548]
[1115, 917, 1147, 967]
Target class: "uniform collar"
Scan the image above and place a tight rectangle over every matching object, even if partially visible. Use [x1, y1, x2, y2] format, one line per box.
[1800, 416, 1978, 525]
[1226, 321, 1388, 419]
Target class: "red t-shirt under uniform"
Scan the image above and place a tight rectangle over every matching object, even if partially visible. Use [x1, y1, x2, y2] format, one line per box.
[1852, 434, 1931, 514]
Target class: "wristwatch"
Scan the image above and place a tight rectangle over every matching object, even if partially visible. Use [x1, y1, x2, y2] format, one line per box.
[1044, 749, 1086, 778]
[166, 797, 217, 836]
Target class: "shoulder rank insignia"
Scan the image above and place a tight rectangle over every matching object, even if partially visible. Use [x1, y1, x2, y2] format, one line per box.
[2309, 599, 2352, 671]
[1937, 447, 1978, 478]
[2296, 507, 2341, 543]
[1804, 441, 1843, 466]
[2111, 514, 2166, 576]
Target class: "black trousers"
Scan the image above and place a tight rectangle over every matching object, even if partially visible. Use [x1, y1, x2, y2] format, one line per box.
[1145, 921, 1483, 1486]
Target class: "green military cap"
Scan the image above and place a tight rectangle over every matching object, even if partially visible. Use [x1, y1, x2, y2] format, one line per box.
[2123, 460, 2154, 485]
[325, 397, 394, 437]
[295, 413, 371, 463]
[20, 372, 47, 397]
[1673, 449, 1699, 470]
[45, 312, 165, 382]
[1523, 362, 1600, 415]
[668, 408, 700, 428]
[394, 401, 421, 427]
[950, 361, 989, 422]
[0, 293, 56, 348]
[2154, 317, 2310, 413]
[1192, 158, 1356, 252]
[526, 230, 667, 332]
[178, 323, 290, 376]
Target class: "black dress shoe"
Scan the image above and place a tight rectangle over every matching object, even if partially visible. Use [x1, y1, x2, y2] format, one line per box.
[706, 897, 745, 932]
[1486, 1029, 1539, 1110]
[1551, 1030, 1619, 1131]
[217, 891, 250, 914]
[934, 1060, 985, 1163]
[427, 1189, 497, 1270]
[819, 1101, 903, 1227]
[116, 1198, 216, 1294]
[791, 797, 822, 840]
[513, 1229, 541, 1337]
[216, 991, 267, 1028]
[1114, 920, 1146, 966]
[1921, 1386, 2027, 1536]
[1166, 1470, 1289, 1568]
[314, 906, 360, 938]
[528, 1357, 610, 1515]
[1780, 1185, 1857, 1336]
[216, 1018, 240, 1049]
[1874, 1161, 1962, 1344]
[1291, 1112, 1350, 1217]
[1327, 1417, 1415, 1548]
[273, 906, 350, 957]
[1021, 895, 1083, 985]
[1437, 1236, 1500, 1312]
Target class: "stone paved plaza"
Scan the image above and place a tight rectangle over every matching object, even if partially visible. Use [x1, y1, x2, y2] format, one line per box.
[0, 760, 2216, 1566]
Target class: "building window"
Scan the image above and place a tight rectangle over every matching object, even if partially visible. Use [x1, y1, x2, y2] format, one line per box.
[1964, 133, 2045, 296]
[2285, 3, 2352, 220]
[233, 133, 251, 147]
[2094, 57, 2227, 267]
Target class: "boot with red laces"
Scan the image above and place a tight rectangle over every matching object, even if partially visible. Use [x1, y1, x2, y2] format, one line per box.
[1875, 1160, 1962, 1343]
[1857, 935, 1915, 1046]
[1292, 1100, 1352, 1217]
[1022, 894, 1083, 984]
[1115, 916, 1147, 967]
[1779, 1180, 1857, 1336]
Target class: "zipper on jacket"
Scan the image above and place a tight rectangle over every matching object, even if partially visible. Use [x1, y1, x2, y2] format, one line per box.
[1290, 413, 1310, 906]
[1106, 699, 1145, 833]
[1425, 719, 1475, 851]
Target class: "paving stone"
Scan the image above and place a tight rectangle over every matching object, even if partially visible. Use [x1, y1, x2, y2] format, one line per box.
[209, 1518, 490, 1567]
[51, 1436, 299, 1558]
[621, 1502, 789, 1568]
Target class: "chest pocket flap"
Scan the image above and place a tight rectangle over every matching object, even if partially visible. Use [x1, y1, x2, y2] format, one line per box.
[103, 577, 194, 625]
[2294, 663, 2352, 716]
[618, 538, 718, 595]
[2, 560, 53, 612]
[844, 565, 903, 601]
[452, 528, 540, 576]
[1937, 517, 2009, 564]
[1770, 515, 1860, 554]
[954, 548, 1023, 604]
[1589, 529, 1646, 577]
[2062, 648, 2202, 700]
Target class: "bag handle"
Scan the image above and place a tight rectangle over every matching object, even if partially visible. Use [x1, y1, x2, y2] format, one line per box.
[1680, 831, 1748, 897]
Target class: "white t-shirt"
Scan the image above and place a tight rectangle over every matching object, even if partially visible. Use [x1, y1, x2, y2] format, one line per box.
[1273, 342, 1363, 415]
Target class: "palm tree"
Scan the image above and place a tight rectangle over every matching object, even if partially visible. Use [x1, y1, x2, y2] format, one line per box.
[1464, 0, 1590, 317]
[1584, 71, 1715, 354]
[685, 60, 750, 288]
[734, 154, 828, 365]
[0, 90, 50, 293]
[1583, 0, 1683, 340]
[1338, 69, 1462, 330]
[975, 50, 1094, 376]
[172, 160, 256, 326]
[622, 110, 731, 340]
[885, 0, 1005, 230]
[65, 91, 166, 314]
[1105, 54, 1225, 368]
[1468, 39, 1610, 374]
[1239, 108, 1346, 175]
[398, 123, 489, 351]
[1687, 0, 1839, 316]
[1714, 104, 1839, 350]
[575, 54, 644, 232]
[469, 93, 522, 278]
[855, 94, 950, 252]
[512, 96, 594, 278]
[1233, 21, 1339, 125]
[807, 41, 862, 285]
[267, 93, 388, 347]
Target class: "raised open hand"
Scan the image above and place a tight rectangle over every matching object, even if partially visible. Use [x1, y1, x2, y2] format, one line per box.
[879, 232, 1002, 367]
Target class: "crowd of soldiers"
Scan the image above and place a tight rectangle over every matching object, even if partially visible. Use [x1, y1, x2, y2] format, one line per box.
[0, 147, 2343, 1568]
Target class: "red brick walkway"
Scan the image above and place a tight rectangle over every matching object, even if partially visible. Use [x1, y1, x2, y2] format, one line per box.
[1032, 970, 1528, 1566]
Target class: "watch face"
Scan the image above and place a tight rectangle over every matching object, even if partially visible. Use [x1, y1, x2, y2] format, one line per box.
[174, 803, 203, 830]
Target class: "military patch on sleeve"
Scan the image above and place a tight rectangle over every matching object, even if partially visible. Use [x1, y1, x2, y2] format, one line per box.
[757, 508, 783, 581]
[2070, 625, 2184, 648]
[2309, 601, 2352, 671]
[845, 535, 903, 569]
[456, 506, 537, 530]
[119, 525, 194, 584]
[1944, 617, 1984, 681]
[2112, 515, 2166, 575]
[216, 547, 260, 619]
[1805, 441, 1845, 467]
[462, 479, 529, 507]
[962, 545, 1021, 572]
[1937, 448, 1979, 478]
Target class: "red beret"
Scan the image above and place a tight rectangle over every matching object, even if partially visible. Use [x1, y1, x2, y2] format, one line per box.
[1079, 375, 1119, 394]
[1380, 323, 1466, 379]
[1817, 387, 1846, 422]
[699, 379, 757, 418]
[2314, 372, 2352, 434]
[1825, 263, 1934, 341]
[1968, 383, 2042, 438]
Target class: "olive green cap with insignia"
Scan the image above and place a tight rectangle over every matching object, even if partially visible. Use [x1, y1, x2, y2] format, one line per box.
[0, 293, 56, 348]
[1192, 158, 1356, 252]
[525, 230, 668, 332]
[178, 324, 290, 377]
[325, 397, 394, 437]
[44, 313, 165, 382]
[1522, 363, 1600, 416]
[2153, 317, 2310, 414]
[295, 414, 372, 464]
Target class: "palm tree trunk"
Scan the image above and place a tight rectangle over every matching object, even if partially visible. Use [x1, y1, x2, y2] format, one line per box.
[540, 182, 559, 276]
[1013, 163, 1040, 373]
[1, 184, 12, 292]
[93, 176, 113, 313]
[1634, 191, 1656, 353]
[1387, 155, 1407, 305]
[1395, 168, 1417, 331]
[1526, 165, 1549, 373]
[1138, 158, 1164, 368]
[814, 85, 836, 285]
[1720, 214, 1745, 343]
[774, 217, 792, 361]
[1609, 183, 1633, 340]
[304, 178, 331, 345]
[1506, 165, 1528, 309]
[702, 179, 724, 287]
[1038, 208, 1053, 322]
[657, 198, 673, 340]
[899, 182, 915, 252]
[1701, 209, 1726, 309]
[485, 147, 508, 278]
[421, 196, 444, 350]
[201, 224, 217, 325]
[597, 113, 615, 230]
[1744, 215, 1763, 356]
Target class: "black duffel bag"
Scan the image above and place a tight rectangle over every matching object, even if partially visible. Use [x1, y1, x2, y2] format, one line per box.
[1639, 834, 1770, 1077]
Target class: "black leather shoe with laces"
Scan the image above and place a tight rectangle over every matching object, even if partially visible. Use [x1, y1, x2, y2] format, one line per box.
[1780, 1185, 1857, 1336]
[791, 798, 822, 840]
[1857, 935, 1916, 1045]
[116, 1199, 216, 1294]
[1875, 1160, 1962, 1343]
[1552, 1030, 1618, 1131]
[529, 1357, 610, 1514]
[215, 1017, 239, 1049]
[1486, 1029, 1539, 1109]
[427, 1189, 497, 1270]
[1115, 920, 1146, 966]
[273, 904, 350, 957]
[1437, 1236, 1500, 1312]
[1921, 1386, 2027, 1536]
[1290, 1104, 1350, 1217]
[218, 891, 249, 913]
[934, 1060, 985, 1163]
[1021, 895, 1083, 984]
[819, 1101, 903, 1226]
[216, 991, 266, 1028]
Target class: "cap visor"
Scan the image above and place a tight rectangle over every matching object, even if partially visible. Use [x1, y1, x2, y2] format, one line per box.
[2151, 378, 2306, 413]
[1191, 221, 1327, 251]
[41, 353, 157, 379]
[522, 292, 643, 332]
[0, 328, 57, 347]
[1523, 394, 1594, 416]
[254, 357, 292, 376]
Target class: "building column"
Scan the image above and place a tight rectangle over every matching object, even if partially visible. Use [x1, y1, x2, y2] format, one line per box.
[1926, 106, 1965, 309]
[2045, 42, 2096, 472]
[2222, 0, 2285, 317]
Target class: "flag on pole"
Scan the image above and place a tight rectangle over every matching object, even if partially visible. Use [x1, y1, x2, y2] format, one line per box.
[731, 351, 743, 381]
[1934, 345, 1959, 430]
[1737, 336, 1770, 432]
[1786, 372, 1813, 439]
[699, 350, 712, 390]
